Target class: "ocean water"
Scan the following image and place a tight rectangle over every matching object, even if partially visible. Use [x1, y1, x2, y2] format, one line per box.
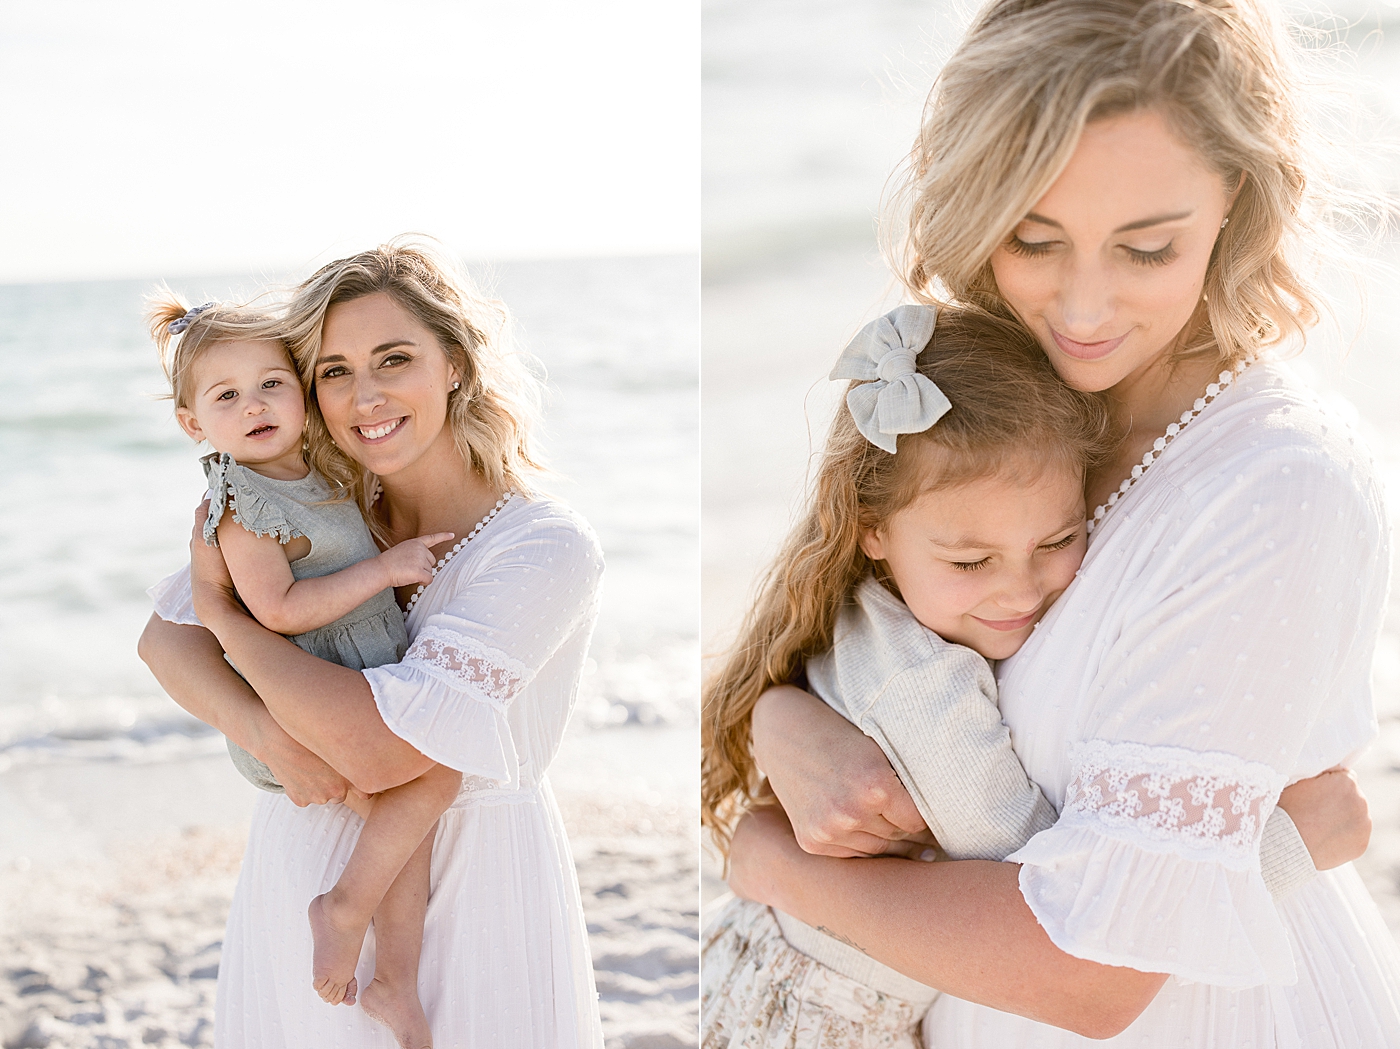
[0, 255, 698, 773]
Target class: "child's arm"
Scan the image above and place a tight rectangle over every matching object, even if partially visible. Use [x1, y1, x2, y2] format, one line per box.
[217, 521, 454, 635]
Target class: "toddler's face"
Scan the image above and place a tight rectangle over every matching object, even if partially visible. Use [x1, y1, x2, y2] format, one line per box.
[176, 340, 306, 466]
[861, 458, 1087, 660]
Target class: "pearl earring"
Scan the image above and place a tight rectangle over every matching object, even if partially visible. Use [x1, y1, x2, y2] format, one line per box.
[452, 381, 461, 390]
[1220, 217, 1230, 229]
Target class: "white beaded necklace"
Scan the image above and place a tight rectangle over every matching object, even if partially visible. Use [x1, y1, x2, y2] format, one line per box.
[402, 490, 516, 619]
[1087, 358, 1252, 535]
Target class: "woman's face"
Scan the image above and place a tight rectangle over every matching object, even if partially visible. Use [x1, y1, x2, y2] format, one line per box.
[314, 292, 459, 478]
[989, 108, 1236, 393]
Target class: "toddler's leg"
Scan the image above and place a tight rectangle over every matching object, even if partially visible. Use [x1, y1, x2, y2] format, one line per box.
[309, 764, 461, 1006]
[360, 827, 436, 1049]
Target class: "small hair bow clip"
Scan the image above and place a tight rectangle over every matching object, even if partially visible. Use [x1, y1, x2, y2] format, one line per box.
[169, 301, 217, 335]
[830, 305, 951, 453]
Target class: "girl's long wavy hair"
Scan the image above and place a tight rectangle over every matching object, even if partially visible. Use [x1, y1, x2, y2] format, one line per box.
[276, 237, 543, 534]
[701, 308, 1115, 855]
[887, 0, 1359, 365]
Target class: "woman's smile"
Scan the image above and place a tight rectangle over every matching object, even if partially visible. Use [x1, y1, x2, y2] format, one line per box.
[354, 416, 408, 443]
[1048, 329, 1131, 362]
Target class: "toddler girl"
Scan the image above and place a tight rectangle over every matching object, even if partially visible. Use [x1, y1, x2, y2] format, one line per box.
[699, 305, 1319, 1047]
[146, 294, 463, 1049]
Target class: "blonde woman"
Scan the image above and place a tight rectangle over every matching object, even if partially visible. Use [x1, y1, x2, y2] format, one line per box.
[139, 240, 605, 1048]
[716, 0, 1400, 1044]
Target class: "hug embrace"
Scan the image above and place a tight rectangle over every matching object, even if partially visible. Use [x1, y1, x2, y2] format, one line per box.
[702, 1, 1400, 1046]
[139, 240, 606, 1048]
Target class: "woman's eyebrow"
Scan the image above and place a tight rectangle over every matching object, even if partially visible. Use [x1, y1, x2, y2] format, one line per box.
[1023, 210, 1195, 232]
[315, 341, 417, 364]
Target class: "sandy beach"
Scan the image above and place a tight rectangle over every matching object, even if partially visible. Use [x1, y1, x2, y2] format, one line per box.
[0, 726, 698, 1049]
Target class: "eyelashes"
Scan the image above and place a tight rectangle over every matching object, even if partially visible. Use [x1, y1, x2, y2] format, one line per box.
[948, 532, 1079, 572]
[1004, 234, 1179, 268]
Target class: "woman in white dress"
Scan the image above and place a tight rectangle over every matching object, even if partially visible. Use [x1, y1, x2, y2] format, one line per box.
[139, 240, 606, 1048]
[722, 1, 1400, 1045]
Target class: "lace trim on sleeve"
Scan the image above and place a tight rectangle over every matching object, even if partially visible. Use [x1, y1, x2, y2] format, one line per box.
[401, 624, 533, 711]
[1061, 740, 1286, 868]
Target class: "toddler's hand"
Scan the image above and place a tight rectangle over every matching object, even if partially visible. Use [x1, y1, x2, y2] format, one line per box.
[376, 532, 455, 587]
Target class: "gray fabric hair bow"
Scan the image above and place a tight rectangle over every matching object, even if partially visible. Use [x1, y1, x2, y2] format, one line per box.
[169, 302, 217, 335]
[830, 305, 951, 453]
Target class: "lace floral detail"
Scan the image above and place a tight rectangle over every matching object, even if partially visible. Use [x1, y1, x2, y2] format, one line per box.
[403, 624, 532, 709]
[1061, 740, 1285, 866]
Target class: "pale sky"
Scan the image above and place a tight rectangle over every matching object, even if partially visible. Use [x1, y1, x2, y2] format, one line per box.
[0, 0, 698, 283]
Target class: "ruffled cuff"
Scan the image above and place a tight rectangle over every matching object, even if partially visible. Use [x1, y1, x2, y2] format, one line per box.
[1009, 823, 1296, 987]
[363, 661, 520, 786]
[147, 565, 204, 627]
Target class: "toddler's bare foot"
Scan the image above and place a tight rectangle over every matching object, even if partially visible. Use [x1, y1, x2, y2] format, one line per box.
[308, 893, 368, 1005]
[361, 977, 433, 1049]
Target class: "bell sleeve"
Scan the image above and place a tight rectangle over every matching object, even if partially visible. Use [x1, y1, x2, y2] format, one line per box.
[361, 510, 603, 785]
[1009, 441, 1388, 988]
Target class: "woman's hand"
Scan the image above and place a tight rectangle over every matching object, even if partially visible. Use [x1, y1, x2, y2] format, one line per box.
[753, 685, 932, 858]
[188, 500, 245, 629]
[258, 723, 357, 808]
[1278, 766, 1372, 870]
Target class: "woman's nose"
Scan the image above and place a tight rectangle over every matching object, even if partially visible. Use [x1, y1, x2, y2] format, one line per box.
[1057, 256, 1114, 337]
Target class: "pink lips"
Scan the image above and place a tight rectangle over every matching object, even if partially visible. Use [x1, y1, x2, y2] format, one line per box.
[245, 424, 278, 440]
[971, 611, 1039, 632]
[1050, 329, 1129, 361]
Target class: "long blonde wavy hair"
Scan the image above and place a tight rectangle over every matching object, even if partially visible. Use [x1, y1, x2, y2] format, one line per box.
[277, 237, 543, 527]
[701, 308, 1115, 855]
[887, 0, 1349, 365]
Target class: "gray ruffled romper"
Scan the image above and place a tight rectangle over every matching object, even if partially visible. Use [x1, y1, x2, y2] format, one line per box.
[201, 452, 409, 793]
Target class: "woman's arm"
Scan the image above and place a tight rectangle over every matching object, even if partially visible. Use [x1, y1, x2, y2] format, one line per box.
[754, 683, 1370, 870]
[216, 520, 451, 636]
[189, 515, 435, 795]
[136, 614, 355, 807]
[729, 803, 1166, 1038]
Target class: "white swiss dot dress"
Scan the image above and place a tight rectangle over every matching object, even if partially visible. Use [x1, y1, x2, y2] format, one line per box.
[194, 495, 606, 1048]
[922, 361, 1400, 1047]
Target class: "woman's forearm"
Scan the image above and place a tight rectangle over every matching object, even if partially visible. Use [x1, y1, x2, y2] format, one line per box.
[730, 805, 1166, 1038]
[762, 843, 1166, 1038]
[201, 604, 432, 793]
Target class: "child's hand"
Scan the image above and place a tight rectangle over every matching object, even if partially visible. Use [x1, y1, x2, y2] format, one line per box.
[376, 532, 455, 587]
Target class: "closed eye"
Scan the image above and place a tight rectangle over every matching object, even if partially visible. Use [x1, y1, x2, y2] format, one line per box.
[950, 556, 992, 572]
[1124, 243, 1178, 267]
[1041, 532, 1079, 551]
[1005, 234, 1057, 258]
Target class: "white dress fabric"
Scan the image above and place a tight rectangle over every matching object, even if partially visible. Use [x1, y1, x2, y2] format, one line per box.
[155, 495, 606, 1048]
[921, 361, 1400, 1048]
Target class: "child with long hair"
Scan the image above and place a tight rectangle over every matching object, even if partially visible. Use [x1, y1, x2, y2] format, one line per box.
[700, 305, 1316, 1046]
[145, 293, 466, 1049]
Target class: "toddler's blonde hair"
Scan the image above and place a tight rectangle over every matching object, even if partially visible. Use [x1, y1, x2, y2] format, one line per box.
[145, 288, 287, 411]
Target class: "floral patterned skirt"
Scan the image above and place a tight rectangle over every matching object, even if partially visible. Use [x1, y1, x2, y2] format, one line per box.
[702, 896, 929, 1049]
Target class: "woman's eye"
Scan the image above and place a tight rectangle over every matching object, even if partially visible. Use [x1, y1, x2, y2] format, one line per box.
[1041, 532, 1079, 551]
[1125, 243, 1178, 267]
[1005, 234, 1057, 258]
[318, 366, 347, 380]
[950, 557, 992, 572]
[381, 353, 412, 367]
